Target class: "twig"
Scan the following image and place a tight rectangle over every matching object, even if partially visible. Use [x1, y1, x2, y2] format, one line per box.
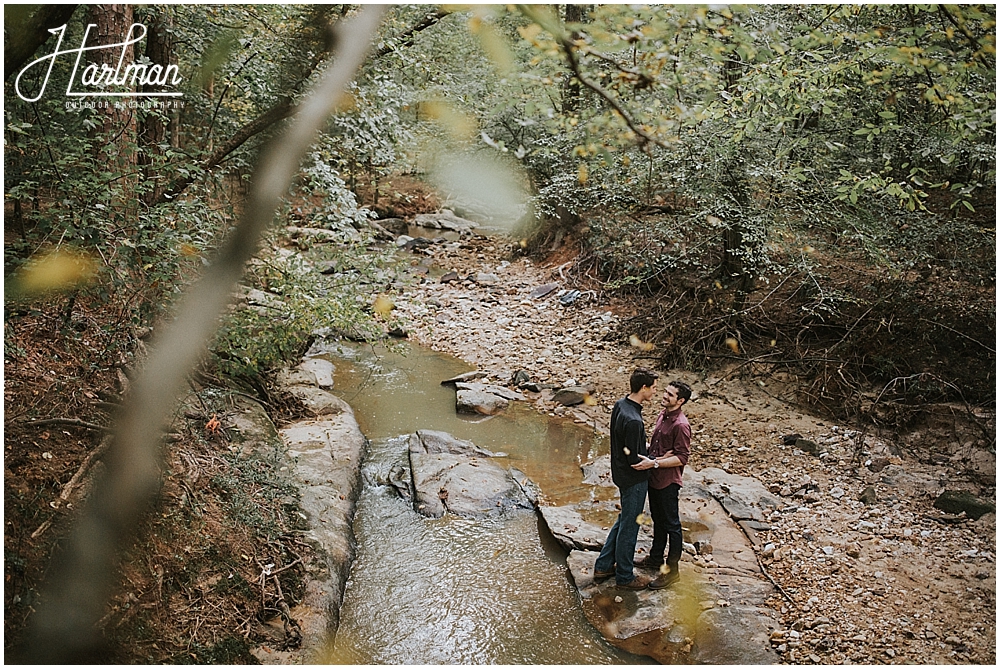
[271, 574, 302, 645]
[31, 436, 114, 539]
[24, 418, 111, 433]
[702, 485, 794, 603]
[918, 317, 995, 354]
[517, 5, 667, 152]
[269, 558, 302, 577]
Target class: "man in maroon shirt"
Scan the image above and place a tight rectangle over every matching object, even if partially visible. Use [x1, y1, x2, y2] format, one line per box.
[632, 380, 692, 589]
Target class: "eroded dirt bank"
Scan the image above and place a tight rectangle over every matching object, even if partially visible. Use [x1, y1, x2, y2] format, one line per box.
[389, 232, 996, 665]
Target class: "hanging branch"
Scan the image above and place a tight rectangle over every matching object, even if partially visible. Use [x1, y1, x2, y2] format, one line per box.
[19, 6, 385, 663]
[517, 4, 668, 152]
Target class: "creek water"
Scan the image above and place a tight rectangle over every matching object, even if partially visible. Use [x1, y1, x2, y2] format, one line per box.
[315, 340, 650, 664]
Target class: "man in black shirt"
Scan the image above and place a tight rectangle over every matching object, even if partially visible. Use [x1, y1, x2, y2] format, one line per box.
[593, 367, 658, 589]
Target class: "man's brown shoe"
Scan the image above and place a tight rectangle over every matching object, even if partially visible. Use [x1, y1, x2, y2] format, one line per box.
[593, 569, 615, 581]
[648, 570, 679, 590]
[635, 556, 663, 568]
[616, 575, 651, 590]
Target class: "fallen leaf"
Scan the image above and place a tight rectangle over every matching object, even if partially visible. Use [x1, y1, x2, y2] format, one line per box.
[629, 334, 654, 352]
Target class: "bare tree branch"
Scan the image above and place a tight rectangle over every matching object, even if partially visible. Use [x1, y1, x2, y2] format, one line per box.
[19, 6, 385, 663]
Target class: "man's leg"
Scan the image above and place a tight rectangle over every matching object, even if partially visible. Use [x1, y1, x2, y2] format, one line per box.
[664, 483, 683, 571]
[645, 485, 668, 567]
[593, 511, 622, 575]
[614, 480, 648, 584]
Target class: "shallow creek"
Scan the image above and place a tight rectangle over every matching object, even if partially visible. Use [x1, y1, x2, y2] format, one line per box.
[316, 340, 650, 664]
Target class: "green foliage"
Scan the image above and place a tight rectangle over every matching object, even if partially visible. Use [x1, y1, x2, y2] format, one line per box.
[496, 4, 994, 284]
[211, 242, 391, 381]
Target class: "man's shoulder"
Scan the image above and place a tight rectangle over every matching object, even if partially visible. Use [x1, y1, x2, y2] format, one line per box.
[613, 396, 640, 414]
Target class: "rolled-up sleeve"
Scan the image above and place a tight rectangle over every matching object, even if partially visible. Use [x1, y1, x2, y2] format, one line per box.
[672, 423, 691, 467]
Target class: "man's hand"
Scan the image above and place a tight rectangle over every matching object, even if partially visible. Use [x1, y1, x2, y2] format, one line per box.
[632, 454, 656, 470]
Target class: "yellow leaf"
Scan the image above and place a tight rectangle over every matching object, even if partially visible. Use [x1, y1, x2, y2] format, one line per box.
[629, 334, 654, 352]
[517, 23, 543, 42]
[373, 294, 395, 317]
[335, 91, 356, 113]
[476, 23, 514, 73]
[15, 248, 96, 295]
[419, 100, 476, 141]
[725, 337, 740, 354]
[583, 393, 597, 406]
[578, 163, 588, 184]
[636, 513, 653, 526]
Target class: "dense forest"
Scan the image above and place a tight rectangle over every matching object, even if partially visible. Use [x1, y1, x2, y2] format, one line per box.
[4, 4, 995, 662]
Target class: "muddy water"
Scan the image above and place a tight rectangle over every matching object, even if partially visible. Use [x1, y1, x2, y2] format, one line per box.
[317, 341, 648, 664]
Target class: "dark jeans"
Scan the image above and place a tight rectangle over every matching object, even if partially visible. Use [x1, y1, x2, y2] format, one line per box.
[648, 483, 682, 568]
[594, 480, 648, 584]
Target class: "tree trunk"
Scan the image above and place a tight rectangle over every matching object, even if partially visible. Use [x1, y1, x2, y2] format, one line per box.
[87, 5, 138, 224]
[561, 4, 587, 113]
[87, 5, 136, 150]
[137, 11, 174, 206]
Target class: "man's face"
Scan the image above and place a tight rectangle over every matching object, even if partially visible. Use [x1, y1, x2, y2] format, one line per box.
[662, 385, 684, 411]
[640, 379, 658, 402]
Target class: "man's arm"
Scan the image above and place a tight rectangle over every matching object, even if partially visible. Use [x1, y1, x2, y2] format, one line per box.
[623, 419, 646, 465]
[634, 421, 690, 471]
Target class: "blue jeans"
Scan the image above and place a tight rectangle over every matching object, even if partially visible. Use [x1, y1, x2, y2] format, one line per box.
[594, 480, 648, 584]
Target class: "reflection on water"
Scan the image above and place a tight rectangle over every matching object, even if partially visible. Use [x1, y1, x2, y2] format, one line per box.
[318, 341, 648, 664]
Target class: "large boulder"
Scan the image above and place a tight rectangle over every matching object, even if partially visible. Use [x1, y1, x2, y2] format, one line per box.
[552, 385, 595, 406]
[402, 430, 535, 518]
[933, 489, 996, 520]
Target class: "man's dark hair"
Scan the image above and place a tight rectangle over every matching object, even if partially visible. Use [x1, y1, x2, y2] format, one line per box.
[669, 380, 692, 404]
[629, 367, 659, 393]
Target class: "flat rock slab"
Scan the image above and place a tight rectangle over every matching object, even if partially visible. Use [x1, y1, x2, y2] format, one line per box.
[560, 470, 780, 665]
[538, 506, 607, 551]
[405, 430, 534, 518]
[686, 466, 784, 522]
[299, 357, 336, 389]
[255, 372, 367, 663]
[456, 388, 509, 415]
[412, 209, 478, 232]
[411, 429, 495, 457]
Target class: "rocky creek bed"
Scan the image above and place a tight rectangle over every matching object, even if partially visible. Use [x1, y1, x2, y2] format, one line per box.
[255, 221, 994, 664]
[383, 229, 995, 665]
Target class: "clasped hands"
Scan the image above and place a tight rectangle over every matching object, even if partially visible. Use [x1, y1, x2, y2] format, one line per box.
[632, 451, 673, 470]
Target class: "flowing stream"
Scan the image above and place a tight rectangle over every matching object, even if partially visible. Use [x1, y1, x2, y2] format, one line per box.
[315, 340, 651, 664]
